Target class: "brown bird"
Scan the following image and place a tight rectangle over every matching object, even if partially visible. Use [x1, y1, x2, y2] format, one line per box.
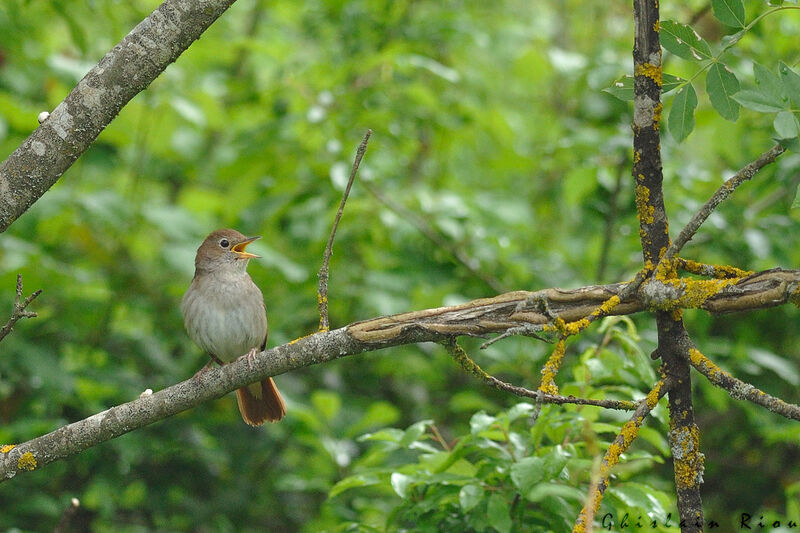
[182, 229, 286, 425]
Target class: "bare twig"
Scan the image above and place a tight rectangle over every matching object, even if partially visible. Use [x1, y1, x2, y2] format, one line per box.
[660, 143, 785, 266]
[317, 129, 372, 331]
[363, 181, 507, 293]
[53, 497, 80, 533]
[0, 275, 42, 343]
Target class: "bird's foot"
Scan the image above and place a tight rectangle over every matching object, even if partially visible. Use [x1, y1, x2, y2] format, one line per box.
[238, 347, 259, 370]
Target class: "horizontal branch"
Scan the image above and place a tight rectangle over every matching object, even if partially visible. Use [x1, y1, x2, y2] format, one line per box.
[0, 0, 238, 232]
[2, 266, 799, 481]
[348, 268, 800, 344]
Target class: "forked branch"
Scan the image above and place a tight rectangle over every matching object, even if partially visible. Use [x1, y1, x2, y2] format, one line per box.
[0, 275, 42, 343]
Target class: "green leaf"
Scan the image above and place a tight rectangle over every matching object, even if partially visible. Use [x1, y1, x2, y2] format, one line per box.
[663, 73, 686, 95]
[390, 472, 414, 498]
[733, 90, 787, 112]
[399, 419, 432, 447]
[669, 84, 698, 142]
[779, 62, 800, 107]
[358, 428, 404, 443]
[511, 453, 568, 496]
[774, 111, 800, 139]
[706, 62, 740, 121]
[712, 0, 746, 28]
[511, 456, 547, 494]
[754, 63, 787, 105]
[486, 494, 512, 533]
[459, 484, 484, 512]
[328, 474, 383, 498]
[469, 412, 496, 435]
[660, 21, 713, 61]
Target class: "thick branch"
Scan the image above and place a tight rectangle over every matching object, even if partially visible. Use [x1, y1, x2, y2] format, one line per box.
[3, 268, 799, 481]
[633, 0, 704, 528]
[0, 0, 238, 232]
[348, 268, 800, 344]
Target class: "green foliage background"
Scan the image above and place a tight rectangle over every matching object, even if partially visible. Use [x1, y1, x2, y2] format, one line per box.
[1, 0, 799, 531]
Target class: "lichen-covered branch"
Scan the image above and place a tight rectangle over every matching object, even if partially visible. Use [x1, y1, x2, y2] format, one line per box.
[632, 0, 704, 528]
[572, 379, 670, 533]
[688, 348, 800, 421]
[0, 0, 238, 232]
[4, 266, 799, 482]
[444, 339, 637, 411]
[347, 268, 800, 345]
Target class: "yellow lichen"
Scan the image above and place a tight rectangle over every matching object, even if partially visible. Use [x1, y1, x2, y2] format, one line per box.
[634, 184, 655, 224]
[645, 380, 665, 409]
[539, 339, 565, 395]
[1, 444, 15, 453]
[653, 102, 663, 126]
[17, 452, 36, 471]
[635, 62, 663, 86]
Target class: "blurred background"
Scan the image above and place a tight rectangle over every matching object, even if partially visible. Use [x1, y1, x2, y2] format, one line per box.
[1, 0, 799, 531]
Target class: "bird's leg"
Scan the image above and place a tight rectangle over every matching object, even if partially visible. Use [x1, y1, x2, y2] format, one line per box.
[192, 353, 226, 379]
[192, 359, 215, 379]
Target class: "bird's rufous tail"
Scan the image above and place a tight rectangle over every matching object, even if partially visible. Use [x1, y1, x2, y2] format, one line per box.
[235, 377, 286, 426]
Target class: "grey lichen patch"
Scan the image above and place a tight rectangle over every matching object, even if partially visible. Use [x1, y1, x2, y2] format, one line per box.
[633, 95, 656, 128]
[49, 108, 74, 140]
[31, 141, 46, 156]
[78, 81, 105, 110]
[640, 279, 682, 310]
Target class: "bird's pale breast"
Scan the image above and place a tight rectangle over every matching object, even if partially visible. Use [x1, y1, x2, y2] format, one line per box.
[182, 271, 267, 362]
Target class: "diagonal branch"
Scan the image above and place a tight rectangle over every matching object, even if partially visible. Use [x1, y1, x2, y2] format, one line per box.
[659, 143, 785, 266]
[0, 0, 239, 232]
[688, 347, 800, 421]
[0, 275, 42, 343]
[573, 379, 671, 532]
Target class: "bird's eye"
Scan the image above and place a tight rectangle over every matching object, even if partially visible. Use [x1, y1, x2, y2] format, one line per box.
[219, 238, 230, 248]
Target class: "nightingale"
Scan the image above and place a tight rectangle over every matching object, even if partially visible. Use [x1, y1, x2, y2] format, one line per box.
[182, 229, 286, 425]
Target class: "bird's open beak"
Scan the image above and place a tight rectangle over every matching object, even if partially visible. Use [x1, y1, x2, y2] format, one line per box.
[232, 236, 260, 259]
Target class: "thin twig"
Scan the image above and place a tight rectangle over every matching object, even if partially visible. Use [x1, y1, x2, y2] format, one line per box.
[317, 129, 372, 332]
[53, 497, 80, 533]
[363, 181, 507, 294]
[0, 274, 42, 343]
[445, 339, 638, 411]
[661, 143, 785, 265]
